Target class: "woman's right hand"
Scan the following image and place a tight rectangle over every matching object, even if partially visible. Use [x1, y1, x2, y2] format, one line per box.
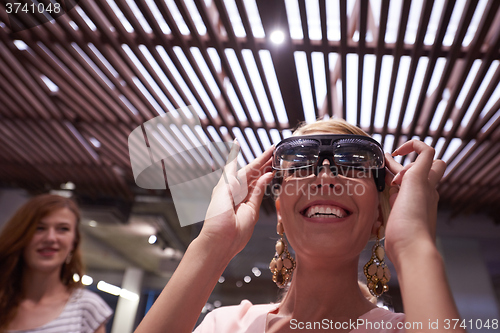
[197, 141, 274, 258]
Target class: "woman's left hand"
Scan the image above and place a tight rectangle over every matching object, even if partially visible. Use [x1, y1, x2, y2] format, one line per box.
[383, 140, 447, 266]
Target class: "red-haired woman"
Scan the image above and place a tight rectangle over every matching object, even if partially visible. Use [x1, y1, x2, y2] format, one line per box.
[0, 194, 112, 333]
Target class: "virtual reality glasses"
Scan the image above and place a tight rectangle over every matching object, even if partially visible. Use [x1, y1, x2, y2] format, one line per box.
[272, 134, 386, 192]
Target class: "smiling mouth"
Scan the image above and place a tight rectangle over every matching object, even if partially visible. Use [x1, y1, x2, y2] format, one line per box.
[38, 249, 58, 255]
[301, 205, 351, 219]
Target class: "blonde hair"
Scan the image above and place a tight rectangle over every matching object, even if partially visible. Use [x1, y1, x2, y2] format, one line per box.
[292, 118, 391, 228]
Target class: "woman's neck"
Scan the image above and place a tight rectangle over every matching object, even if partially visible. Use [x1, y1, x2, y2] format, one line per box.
[22, 267, 68, 303]
[277, 255, 376, 322]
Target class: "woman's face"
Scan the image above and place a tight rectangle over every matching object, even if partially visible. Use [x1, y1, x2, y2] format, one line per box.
[276, 134, 381, 260]
[23, 207, 77, 274]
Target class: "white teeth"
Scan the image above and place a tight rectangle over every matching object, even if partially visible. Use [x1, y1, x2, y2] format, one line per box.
[304, 205, 348, 218]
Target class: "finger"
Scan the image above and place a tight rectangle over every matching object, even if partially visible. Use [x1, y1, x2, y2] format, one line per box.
[391, 162, 414, 186]
[241, 145, 275, 184]
[231, 145, 273, 205]
[392, 140, 435, 178]
[385, 153, 404, 176]
[428, 160, 447, 187]
[244, 172, 274, 212]
[224, 139, 241, 180]
[389, 190, 398, 208]
[384, 153, 402, 186]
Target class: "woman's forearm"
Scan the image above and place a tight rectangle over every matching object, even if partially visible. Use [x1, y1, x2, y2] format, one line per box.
[395, 241, 464, 333]
[134, 237, 233, 333]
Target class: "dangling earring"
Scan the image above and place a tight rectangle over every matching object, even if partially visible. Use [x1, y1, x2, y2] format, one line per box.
[364, 226, 390, 297]
[269, 222, 296, 288]
[65, 252, 73, 265]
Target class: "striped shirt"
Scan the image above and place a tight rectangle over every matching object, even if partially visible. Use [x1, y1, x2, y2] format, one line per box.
[8, 289, 113, 333]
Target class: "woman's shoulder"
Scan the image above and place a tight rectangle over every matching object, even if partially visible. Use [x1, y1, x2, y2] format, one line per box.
[193, 300, 277, 333]
[70, 288, 110, 308]
[69, 288, 113, 329]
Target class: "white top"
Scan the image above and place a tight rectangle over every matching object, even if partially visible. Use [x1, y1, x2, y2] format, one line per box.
[8, 288, 113, 333]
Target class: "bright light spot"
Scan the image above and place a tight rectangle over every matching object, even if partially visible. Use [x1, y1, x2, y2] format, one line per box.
[40, 75, 59, 92]
[252, 267, 262, 277]
[73, 273, 80, 282]
[244, 276, 251, 283]
[49, 190, 72, 198]
[60, 182, 75, 190]
[148, 235, 157, 244]
[81, 275, 93, 286]
[270, 30, 285, 44]
[120, 289, 139, 301]
[13, 40, 28, 50]
[97, 281, 121, 296]
[236, 281, 243, 287]
[213, 300, 222, 307]
[89, 220, 97, 227]
[202, 303, 214, 313]
[89, 137, 101, 148]
[164, 247, 176, 257]
[218, 276, 225, 283]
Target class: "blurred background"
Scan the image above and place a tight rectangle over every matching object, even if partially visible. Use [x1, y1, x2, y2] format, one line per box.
[0, 0, 499, 332]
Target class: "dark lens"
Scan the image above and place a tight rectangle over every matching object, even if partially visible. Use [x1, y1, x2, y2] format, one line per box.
[274, 139, 319, 171]
[332, 138, 384, 169]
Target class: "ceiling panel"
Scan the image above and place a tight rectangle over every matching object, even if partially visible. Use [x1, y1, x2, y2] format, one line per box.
[0, 0, 499, 222]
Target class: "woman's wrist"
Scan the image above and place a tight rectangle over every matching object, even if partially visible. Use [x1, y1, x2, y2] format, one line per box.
[191, 234, 236, 269]
[391, 238, 442, 271]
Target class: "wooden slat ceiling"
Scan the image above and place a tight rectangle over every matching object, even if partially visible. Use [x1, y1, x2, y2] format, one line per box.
[0, 0, 499, 221]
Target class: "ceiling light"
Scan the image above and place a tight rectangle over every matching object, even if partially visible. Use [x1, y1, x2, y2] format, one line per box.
[244, 275, 251, 283]
[89, 220, 97, 227]
[120, 289, 139, 301]
[270, 30, 285, 44]
[81, 275, 93, 286]
[218, 276, 225, 283]
[89, 137, 101, 148]
[49, 190, 72, 198]
[97, 281, 121, 296]
[148, 235, 157, 244]
[60, 181, 75, 190]
[164, 247, 175, 257]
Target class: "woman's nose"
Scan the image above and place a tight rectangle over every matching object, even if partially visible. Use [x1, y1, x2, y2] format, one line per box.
[317, 159, 338, 178]
[44, 228, 57, 242]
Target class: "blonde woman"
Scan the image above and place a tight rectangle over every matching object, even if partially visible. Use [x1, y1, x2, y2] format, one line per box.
[136, 119, 463, 333]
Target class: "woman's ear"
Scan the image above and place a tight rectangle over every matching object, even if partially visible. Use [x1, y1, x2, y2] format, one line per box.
[371, 220, 382, 238]
[371, 206, 383, 237]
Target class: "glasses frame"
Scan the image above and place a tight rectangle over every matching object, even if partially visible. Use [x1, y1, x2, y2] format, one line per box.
[272, 134, 386, 192]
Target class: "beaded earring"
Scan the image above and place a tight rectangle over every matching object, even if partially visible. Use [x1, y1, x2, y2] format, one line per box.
[269, 222, 296, 288]
[363, 226, 391, 297]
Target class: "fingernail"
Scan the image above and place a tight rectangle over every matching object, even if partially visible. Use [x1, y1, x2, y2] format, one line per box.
[391, 172, 400, 186]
